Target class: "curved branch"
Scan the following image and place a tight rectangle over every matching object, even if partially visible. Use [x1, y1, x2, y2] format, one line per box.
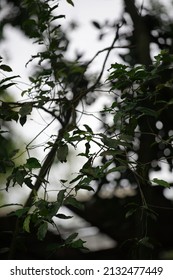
[72, 23, 123, 105]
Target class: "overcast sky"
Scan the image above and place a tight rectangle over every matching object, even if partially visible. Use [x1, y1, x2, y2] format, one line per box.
[0, 0, 123, 80]
[1, 0, 172, 78]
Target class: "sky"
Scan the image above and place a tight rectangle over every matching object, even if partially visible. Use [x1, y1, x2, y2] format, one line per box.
[58, 0, 123, 60]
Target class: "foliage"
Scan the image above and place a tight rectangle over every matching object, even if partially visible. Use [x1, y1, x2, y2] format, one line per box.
[0, 0, 173, 259]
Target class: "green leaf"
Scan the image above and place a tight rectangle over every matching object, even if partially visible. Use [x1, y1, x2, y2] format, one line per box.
[16, 169, 26, 186]
[83, 124, 93, 134]
[75, 184, 94, 192]
[24, 177, 34, 189]
[69, 135, 82, 142]
[9, 207, 30, 218]
[50, 15, 65, 22]
[24, 157, 41, 170]
[85, 142, 90, 156]
[19, 116, 27, 126]
[100, 134, 118, 148]
[106, 166, 126, 174]
[47, 202, 61, 218]
[152, 178, 170, 188]
[56, 143, 68, 162]
[66, 0, 74, 6]
[65, 233, 87, 249]
[57, 189, 66, 205]
[0, 75, 20, 85]
[60, 179, 68, 184]
[69, 174, 83, 184]
[143, 206, 158, 221]
[70, 239, 87, 249]
[136, 107, 157, 117]
[37, 222, 48, 240]
[0, 83, 16, 90]
[50, 4, 60, 12]
[23, 214, 31, 233]
[168, 98, 173, 105]
[92, 21, 101, 29]
[64, 196, 84, 210]
[19, 103, 32, 117]
[0, 103, 19, 121]
[44, 190, 66, 219]
[56, 213, 73, 219]
[125, 208, 137, 219]
[0, 64, 12, 72]
[80, 166, 101, 179]
[65, 232, 78, 244]
[126, 117, 138, 135]
[138, 237, 154, 249]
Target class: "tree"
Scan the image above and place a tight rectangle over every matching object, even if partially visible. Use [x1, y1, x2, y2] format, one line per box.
[0, 0, 173, 260]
